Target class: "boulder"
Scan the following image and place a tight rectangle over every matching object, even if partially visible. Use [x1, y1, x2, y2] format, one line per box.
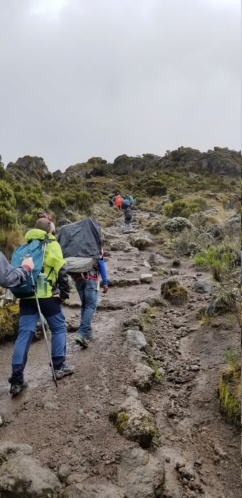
[140, 274, 153, 284]
[129, 233, 154, 250]
[193, 280, 211, 294]
[63, 479, 124, 498]
[126, 329, 147, 350]
[133, 363, 155, 391]
[206, 224, 223, 238]
[0, 442, 61, 497]
[6, 156, 50, 182]
[118, 447, 165, 498]
[109, 390, 156, 448]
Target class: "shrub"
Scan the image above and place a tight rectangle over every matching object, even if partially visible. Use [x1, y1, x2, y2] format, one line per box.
[75, 191, 93, 213]
[145, 180, 167, 197]
[193, 244, 240, 282]
[164, 197, 207, 218]
[160, 279, 188, 305]
[219, 348, 240, 426]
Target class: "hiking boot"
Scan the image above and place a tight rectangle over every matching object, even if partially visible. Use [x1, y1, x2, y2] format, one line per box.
[10, 381, 28, 396]
[54, 364, 75, 380]
[75, 335, 90, 348]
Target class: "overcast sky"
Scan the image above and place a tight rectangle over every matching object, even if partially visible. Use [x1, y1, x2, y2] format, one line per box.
[0, 0, 240, 172]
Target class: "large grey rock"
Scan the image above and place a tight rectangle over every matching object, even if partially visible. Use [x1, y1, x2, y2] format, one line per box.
[108, 277, 140, 287]
[140, 274, 153, 284]
[126, 329, 147, 350]
[0, 442, 61, 497]
[6, 156, 50, 182]
[63, 479, 124, 498]
[193, 280, 212, 294]
[149, 253, 166, 267]
[118, 447, 165, 498]
[110, 391, 156, 448]
[97, 299, 134, 310]
[133, 363, 155, 391]
[129, 233, 154, 250]
[206, 224, 223, 238]
[110, 240, 132, 251]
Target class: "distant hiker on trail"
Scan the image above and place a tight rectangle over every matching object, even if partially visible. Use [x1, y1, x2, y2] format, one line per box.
[127, 194, 134, 206]
[108, 197, 114, 207]
[121, 196, 131, 210]
[57, 218, 108, 349]
[8, 218, 74, 396]
[114, 193, 123, 210]
[0, 252, 34, 288]
[37, 211, 56, 235]
[123, 206, 133, 230]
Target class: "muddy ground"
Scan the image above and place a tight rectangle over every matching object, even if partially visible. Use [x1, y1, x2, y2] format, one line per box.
[0, 221, 240, 498]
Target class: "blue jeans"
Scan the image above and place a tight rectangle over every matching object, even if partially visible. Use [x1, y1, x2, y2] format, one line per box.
[75, 278, 98, 339]
[9, 297, 67, 384]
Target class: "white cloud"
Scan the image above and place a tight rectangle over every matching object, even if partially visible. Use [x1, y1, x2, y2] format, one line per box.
[0, 0, 240, 170]
[28, 0, 68, 18]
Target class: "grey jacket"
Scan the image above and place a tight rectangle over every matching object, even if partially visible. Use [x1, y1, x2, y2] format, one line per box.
[0, 252, 30, 288]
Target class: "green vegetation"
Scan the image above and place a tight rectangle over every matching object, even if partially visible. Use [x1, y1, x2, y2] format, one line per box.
[194, 244, 239, 282]
[0, 304, 19, 341]
[164, 197, 207, 218]
[218, 348, 240, 426]
[160, 279, 188, 305]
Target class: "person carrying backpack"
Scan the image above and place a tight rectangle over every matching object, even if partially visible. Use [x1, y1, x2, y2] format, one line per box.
[114, 193, 123, 210]
[123, 206, 133, 229]
[0, 252, 34, 288]
[74, 248, 108, 348]
[37, 211, 56, 235]
[8, 217, 74, 396]
[57, 218, 108, 348]
[127, 194, 134, 206]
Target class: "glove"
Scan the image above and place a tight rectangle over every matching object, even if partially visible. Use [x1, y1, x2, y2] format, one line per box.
[102, 285, 108, 294]
[22, 257, 34, 271]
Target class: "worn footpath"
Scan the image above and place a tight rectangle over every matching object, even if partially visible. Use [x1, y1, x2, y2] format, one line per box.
[0, 221, 240, 498]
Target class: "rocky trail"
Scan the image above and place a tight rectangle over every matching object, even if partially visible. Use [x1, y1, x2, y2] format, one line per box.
[0, 215, 240, 498]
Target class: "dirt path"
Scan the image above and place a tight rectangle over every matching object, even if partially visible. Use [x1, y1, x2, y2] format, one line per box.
[0, 227, 240, 498]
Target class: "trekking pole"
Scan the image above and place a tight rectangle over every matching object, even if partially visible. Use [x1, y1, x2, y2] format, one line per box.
[30, 272, 58, 388]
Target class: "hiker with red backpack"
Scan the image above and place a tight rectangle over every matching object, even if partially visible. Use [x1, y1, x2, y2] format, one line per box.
[57, 218, 108, 348]
[114, 193, 123, 210]
[8, 217, 74, 396]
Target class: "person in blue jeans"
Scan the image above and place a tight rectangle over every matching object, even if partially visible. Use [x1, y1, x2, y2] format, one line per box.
[9, 218, 74, 396]
[74, 255, 108, 348]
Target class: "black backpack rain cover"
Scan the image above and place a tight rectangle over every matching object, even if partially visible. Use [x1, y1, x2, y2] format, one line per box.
[57, 218, 102, 259]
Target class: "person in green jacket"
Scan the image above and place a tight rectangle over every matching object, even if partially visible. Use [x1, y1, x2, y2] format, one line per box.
[9, 218, 74, 396]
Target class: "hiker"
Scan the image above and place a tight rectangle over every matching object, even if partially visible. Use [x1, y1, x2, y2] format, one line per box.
[8, 217, 74, 396]
[121, 196, 131, 210]
[74, 249, 108, 347]
[127, 194, 134, 206]
[114, 193, 123, 210]
[37, 211, 56, 235]
[57, 218, 108, 348]
[0, 252, 34, 288]
[123, 206, 133, 229]
[109, 198, 114, 207]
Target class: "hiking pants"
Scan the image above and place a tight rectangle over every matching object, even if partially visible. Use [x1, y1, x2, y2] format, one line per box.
[9, 297, 67, 384]
[75, 278, 98, 339]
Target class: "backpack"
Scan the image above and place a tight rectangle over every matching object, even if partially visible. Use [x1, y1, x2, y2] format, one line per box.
[57, 218, 102, 276]
[124, 207, 132, 221]
[128, 195, 134, 204]
[122, 199, 131, 209]
[9, 236, 48, 298]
